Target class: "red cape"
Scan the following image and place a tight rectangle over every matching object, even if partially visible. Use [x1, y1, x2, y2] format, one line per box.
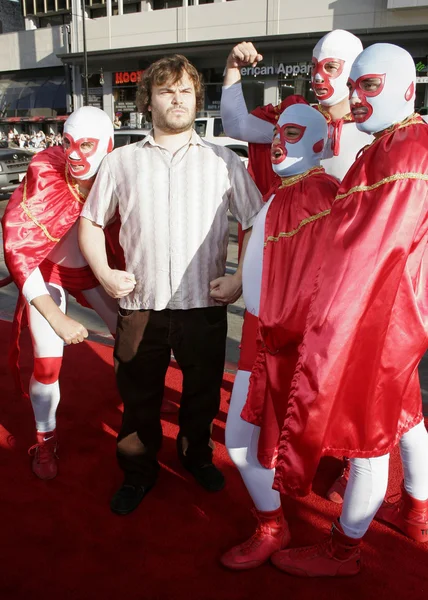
[241, 168, 339, 468]
[1, 146, 124, 398]
[273, 115, 428, 497]
[2, 146, 87, 291]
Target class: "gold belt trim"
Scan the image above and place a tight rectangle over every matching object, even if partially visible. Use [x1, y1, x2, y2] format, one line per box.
[335, 172, 428, 203]
[265, 208, 331, 245]
[20, 179, 61, 243]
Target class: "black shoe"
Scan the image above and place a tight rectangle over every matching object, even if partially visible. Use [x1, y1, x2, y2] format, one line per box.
[184, 462, 225, 492]
[110, 483, 153, 515]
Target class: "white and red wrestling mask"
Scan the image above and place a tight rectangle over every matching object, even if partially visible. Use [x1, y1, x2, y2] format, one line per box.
[312, 29, 363, 107]
[348, 43, 416, 135]
[271, 104, 328, 177]
[63, 106, 114, 180]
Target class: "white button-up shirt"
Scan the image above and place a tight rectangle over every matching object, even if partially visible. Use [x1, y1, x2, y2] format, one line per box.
[81, 130, 263, 310]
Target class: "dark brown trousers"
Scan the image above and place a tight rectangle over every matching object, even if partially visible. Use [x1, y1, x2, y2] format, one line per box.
[113, 306, 227, 486]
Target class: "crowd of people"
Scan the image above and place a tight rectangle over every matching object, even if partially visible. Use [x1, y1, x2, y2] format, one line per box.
[1, 28, 427, 580]
[0, 129, 63, 150]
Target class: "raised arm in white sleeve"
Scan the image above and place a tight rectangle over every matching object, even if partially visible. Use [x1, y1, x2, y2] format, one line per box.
[221, 82, 275, 144]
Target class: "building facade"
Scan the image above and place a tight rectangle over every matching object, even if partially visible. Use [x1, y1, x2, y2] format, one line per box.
[0, 0, 427, 134]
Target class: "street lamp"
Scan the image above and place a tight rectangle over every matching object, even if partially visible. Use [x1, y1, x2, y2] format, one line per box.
[81, 0, 89, 106]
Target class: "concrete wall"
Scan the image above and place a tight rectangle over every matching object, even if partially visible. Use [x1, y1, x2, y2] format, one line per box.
[1, 0, 428, 72]
[388, 0, 428, 8]
[79, 0, 428, 53]
[0, 25, 65, 72]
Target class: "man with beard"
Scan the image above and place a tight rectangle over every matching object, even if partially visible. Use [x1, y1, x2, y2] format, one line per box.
[79, 55, 263, 515]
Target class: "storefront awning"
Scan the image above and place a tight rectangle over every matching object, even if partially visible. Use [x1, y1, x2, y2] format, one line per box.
[0, 115, 68, 123]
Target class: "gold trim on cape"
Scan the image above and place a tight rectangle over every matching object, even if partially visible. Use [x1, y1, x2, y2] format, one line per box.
[279, 166, 324, 188]
[265, 209, 331, 245]
[20, 180, 61, 243]
[335, 172, 428, 203]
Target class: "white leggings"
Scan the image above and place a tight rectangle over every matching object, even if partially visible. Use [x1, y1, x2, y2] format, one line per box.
[226, 370, 281, 512]
[226, 370, 428, 537]
[27, 282, 117, 433]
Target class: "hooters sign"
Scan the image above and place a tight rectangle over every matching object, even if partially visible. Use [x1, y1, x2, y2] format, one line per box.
[115, 70, 144, 85]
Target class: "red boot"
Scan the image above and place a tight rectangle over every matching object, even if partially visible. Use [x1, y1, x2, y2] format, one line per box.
[271, 520, 361, 577]
[220, 507, 291, 570]
[28, 430, 58, 480]
[326, 458, 350, 504]
[376, 487, 428, 543]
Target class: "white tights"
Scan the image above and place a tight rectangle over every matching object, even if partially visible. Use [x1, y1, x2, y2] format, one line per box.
[226, 370, 281, 512]
[226, 370, 428, 537]
[27, 281, 117, 433]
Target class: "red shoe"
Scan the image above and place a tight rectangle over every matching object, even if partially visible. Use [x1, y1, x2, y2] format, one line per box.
[326, 458, 350, 504]
[28, 430, 58, 480]
[376, 487, 428, 543]
[220, 507, 291, 570]
[271, 520, 361, 577]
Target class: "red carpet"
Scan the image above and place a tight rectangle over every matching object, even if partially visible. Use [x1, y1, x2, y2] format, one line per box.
[0, 319, 427, 600]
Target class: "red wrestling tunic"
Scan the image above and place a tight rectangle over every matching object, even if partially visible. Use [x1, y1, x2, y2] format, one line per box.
[240, 168, 339, 469]
[273, 115, 428, 497]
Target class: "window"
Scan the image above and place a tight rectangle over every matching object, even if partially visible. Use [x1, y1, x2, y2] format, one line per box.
[39, 13, 71, 27]
[213, 118, 224, 137]
[153, 0, 183, 9]
[194, 119, 207, 137]
[91, 6, 107, 17]
[123, 2, 141, 13]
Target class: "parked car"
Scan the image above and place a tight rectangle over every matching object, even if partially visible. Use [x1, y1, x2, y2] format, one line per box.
[114, 120, 249, 165]
[417, 106, 428, 123]
[194, 117, 248, 162]
[113, 129, 148, 148]
[0, 141, 34, 194]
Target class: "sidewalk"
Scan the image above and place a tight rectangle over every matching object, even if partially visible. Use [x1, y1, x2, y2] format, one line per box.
[0, 198, 244, 371]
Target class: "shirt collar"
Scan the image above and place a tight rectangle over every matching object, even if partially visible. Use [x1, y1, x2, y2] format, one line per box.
[139, 127, 209, 149]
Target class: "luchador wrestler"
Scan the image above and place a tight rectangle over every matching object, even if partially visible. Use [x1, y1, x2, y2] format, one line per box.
[270, 44, 428, 577]
[222, 30, 370, 505]
[220, 104, 339, 570]
[221, 29, 369, 189]
[1, 106, 126, 480]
